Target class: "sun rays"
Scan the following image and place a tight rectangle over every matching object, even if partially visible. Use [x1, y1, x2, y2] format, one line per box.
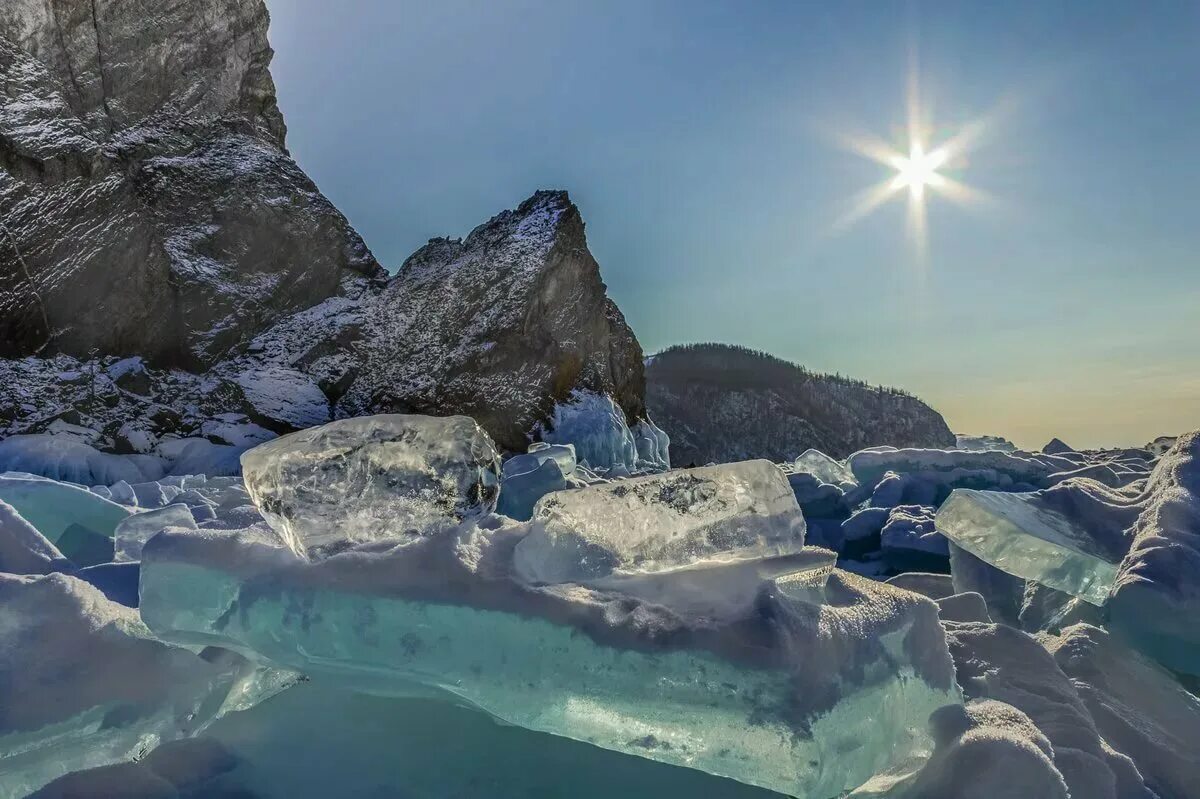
[829, 58, 998, 265]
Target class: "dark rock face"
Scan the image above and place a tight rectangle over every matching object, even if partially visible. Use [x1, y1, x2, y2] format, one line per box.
[342, 191, 645, 450]
[646, 343, 955, 466]
[235, 190, 647, 451]
[0, 0, 381, 367]
[1, 191, 648, 453]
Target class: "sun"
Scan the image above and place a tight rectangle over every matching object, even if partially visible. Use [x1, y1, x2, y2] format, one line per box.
[890, 143, 947, 199]
[827, 58, 997, 264]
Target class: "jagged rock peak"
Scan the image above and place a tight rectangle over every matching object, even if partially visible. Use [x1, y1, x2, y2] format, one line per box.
[340, 189, 647, 450]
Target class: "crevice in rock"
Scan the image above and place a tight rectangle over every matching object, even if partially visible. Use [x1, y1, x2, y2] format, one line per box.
[87, 0, 115, 134]
[1, 220, 53, 351]
[48, 0, 88, 123]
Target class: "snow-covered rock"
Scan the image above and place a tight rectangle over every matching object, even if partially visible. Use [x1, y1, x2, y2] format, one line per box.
[0, 0, 382, 365]
[335, 191, 646, 452]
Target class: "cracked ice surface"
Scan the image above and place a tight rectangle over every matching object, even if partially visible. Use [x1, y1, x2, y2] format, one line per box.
[240, 415, 500, 557]
[139, 520, 960, 798]
[513, 459, 806, 586]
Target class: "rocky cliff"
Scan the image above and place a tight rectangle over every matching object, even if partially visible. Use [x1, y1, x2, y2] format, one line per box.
[0, 0, 382, 367]
[0, 190, 648, 454]
[646, 343, 955, 465]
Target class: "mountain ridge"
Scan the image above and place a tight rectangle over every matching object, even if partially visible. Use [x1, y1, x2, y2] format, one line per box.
[646, 342, 955, 465]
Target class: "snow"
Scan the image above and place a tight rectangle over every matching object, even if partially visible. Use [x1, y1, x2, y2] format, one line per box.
[0, 573, 264, 797]
[880, 505, 949, 572]
[848, 446, 1053, 499]
[514, 459, 806, 585]
[234, 366, 331, 430]
[1107, 429, 1200, 674]
[1043, 623, 1200, 799]
[240, 414, 501, 557]
[942, 621, 1154, 799]
[0, 434, 166, 485]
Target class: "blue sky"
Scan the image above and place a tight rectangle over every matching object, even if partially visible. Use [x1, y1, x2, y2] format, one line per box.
[265, 0, 1199, 449]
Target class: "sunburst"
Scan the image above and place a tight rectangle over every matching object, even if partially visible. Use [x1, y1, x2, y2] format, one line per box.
[831, 61, 994, 262]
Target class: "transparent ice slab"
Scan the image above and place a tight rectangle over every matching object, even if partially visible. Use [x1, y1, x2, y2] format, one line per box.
[139, 524, 960, 798]
[936, 489, 1123, 605]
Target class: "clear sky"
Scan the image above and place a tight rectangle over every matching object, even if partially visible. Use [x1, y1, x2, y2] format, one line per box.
[265, 0, 1199, 450]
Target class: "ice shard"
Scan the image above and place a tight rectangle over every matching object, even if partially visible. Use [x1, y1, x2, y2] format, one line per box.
[139, 522, 961, 798]
[513, 460, 806, 586]
[113, 503, 199, 562]
[0, 499, 71, 575]
[240, 414, 501, 557]
[793, 448, 856, 488]
[0, 474, 131, 567]
[935, 489, 1129, 605]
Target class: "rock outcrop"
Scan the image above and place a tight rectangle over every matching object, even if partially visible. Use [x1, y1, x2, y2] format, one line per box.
[0, 191, 649, 454]
[646, 343, 955, 466]
[0, 1, 643, 452]
[0, 0, 382, 367]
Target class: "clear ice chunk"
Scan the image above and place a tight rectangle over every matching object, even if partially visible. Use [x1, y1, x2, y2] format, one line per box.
[240, 414, 501, 557]
[0, 499, 71, 575]
[0, 473, 131, 567]
[139, 524, 960, 798]
[538, 391, 639, 473]
[113, 502, 198, 562]
[936, 489, 1125, 605]
[513, 459, 806, 585]
[497, 458, 570, 522]
[793, 448, 856, 487]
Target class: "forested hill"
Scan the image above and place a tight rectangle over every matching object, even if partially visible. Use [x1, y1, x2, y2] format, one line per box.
[645, 343, 956, 466]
